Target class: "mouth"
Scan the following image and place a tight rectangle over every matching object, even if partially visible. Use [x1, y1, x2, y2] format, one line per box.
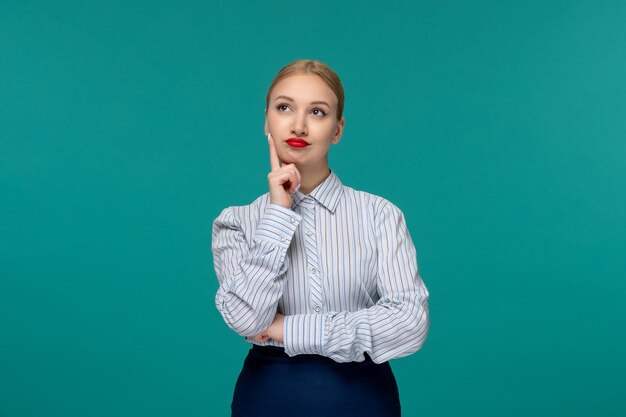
[285, 137, 311, 148]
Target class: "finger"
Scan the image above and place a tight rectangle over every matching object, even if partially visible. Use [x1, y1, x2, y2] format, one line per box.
[285, 171, 299, 193]
[286, 165, 301, 193]
[271, 170, 297, 192]
[268, 134, 282, 171]
[251, 333, 266, 342]
[294, 167, 302, 192]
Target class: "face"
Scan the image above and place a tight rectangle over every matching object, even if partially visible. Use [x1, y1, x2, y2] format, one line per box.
[265, 74, 344, 168]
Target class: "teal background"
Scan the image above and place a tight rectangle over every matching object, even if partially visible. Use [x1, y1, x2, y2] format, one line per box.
[1, 1, 625, 416]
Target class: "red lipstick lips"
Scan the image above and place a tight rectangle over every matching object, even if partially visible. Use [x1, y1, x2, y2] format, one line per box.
[286, 138, 310, 148]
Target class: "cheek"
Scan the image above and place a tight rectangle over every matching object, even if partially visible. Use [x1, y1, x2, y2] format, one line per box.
[267, 114, 288, 130]
[319, 121, 338, 137]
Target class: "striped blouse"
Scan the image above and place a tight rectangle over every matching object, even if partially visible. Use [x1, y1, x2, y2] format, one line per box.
[211, 169, 429, 363]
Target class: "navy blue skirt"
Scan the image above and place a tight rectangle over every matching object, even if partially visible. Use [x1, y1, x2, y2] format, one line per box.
[231, 344, 401, 417]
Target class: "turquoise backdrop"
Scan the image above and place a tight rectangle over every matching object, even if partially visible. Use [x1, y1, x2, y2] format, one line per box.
[2, 1, 625, 416]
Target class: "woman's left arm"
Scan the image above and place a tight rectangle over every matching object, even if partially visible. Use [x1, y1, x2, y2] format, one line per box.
[282, 202, 430, 364]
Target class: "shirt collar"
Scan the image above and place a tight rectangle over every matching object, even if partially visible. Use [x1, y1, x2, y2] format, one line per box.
[291, 169, 344, 214]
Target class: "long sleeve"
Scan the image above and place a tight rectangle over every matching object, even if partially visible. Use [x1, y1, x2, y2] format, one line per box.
[283, 202, 430, 363]
[212, 203, 302, 337]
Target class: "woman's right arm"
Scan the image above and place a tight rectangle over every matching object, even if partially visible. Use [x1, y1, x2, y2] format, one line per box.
[212, 204, 302, 337]
[212, 133, 302, 337]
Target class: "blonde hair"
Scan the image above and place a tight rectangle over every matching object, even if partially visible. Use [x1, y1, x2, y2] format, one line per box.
[265, 59, 344, 121]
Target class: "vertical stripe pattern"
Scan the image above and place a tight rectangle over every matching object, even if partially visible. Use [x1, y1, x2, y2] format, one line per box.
[212, 170, 430, 363]
[298, 198, 324, 314]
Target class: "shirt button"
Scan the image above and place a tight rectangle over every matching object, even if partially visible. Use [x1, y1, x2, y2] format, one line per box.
[289, 216, 295, 223]
[314, 306, 322, 313]
[280, 237, 286, 243]
[311, 267, 317, 273]
[306, 230, 313, 236]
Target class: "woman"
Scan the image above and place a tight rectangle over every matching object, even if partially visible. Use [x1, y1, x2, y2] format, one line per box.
[212, 59, 430, 417]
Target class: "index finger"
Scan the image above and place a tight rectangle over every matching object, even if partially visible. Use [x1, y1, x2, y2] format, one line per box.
[268, 134, 282, 171]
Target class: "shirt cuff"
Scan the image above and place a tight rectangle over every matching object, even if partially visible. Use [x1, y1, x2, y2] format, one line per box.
[283, 313, 326, 356]
[254, 203, 302, 249]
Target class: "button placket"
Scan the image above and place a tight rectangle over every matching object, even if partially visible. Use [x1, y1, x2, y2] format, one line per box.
[300, 198, 324, 314]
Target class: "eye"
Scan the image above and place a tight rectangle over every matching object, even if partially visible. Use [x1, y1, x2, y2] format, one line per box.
[276, 103, 292, 112]
[311, 108, 327, 117]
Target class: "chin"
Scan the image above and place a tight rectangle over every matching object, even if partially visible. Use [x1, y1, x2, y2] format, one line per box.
[278, 155, 296, 165]
[279, 151, 301, 164]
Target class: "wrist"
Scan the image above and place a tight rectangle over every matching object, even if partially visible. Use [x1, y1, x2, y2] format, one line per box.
[269, 198, 292, 209]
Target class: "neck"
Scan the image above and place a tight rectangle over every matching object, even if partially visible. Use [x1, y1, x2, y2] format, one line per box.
[297, 164, 332, 195]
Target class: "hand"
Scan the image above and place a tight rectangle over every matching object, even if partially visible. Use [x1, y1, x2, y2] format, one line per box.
[251, 313, 284, 344]
[267, 134, 301, 209]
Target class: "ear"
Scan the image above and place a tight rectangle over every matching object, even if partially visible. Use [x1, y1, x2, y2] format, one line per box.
[332, 116, 345, 144]
[264, 110, 269, 136]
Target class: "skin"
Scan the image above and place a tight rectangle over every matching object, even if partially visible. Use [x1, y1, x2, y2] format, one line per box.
[251, 73, 345, 343]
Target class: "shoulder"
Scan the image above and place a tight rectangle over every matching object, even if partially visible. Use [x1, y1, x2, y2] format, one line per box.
[340, 185, 414, 249]
[340, 184, 404, 221]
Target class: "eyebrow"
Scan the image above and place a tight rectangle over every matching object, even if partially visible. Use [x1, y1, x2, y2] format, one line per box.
[273, 95, 331, 107]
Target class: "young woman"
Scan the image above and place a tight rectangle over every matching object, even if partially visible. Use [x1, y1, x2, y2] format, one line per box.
[212, 59, 430, 417]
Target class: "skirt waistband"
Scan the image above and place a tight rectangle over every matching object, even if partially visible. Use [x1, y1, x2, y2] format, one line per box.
[250, 343, 377, 364]
[251, 343, 289, 355]
[250, 344, 334, 362]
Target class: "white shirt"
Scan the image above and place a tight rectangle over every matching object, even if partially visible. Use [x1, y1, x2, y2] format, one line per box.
[211, 170, 429, 363]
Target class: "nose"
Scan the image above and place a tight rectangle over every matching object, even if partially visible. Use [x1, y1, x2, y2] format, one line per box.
[291, 112, 308, 137]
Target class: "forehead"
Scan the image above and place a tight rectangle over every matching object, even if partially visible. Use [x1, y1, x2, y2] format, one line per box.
[270, 74, 337, 105]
